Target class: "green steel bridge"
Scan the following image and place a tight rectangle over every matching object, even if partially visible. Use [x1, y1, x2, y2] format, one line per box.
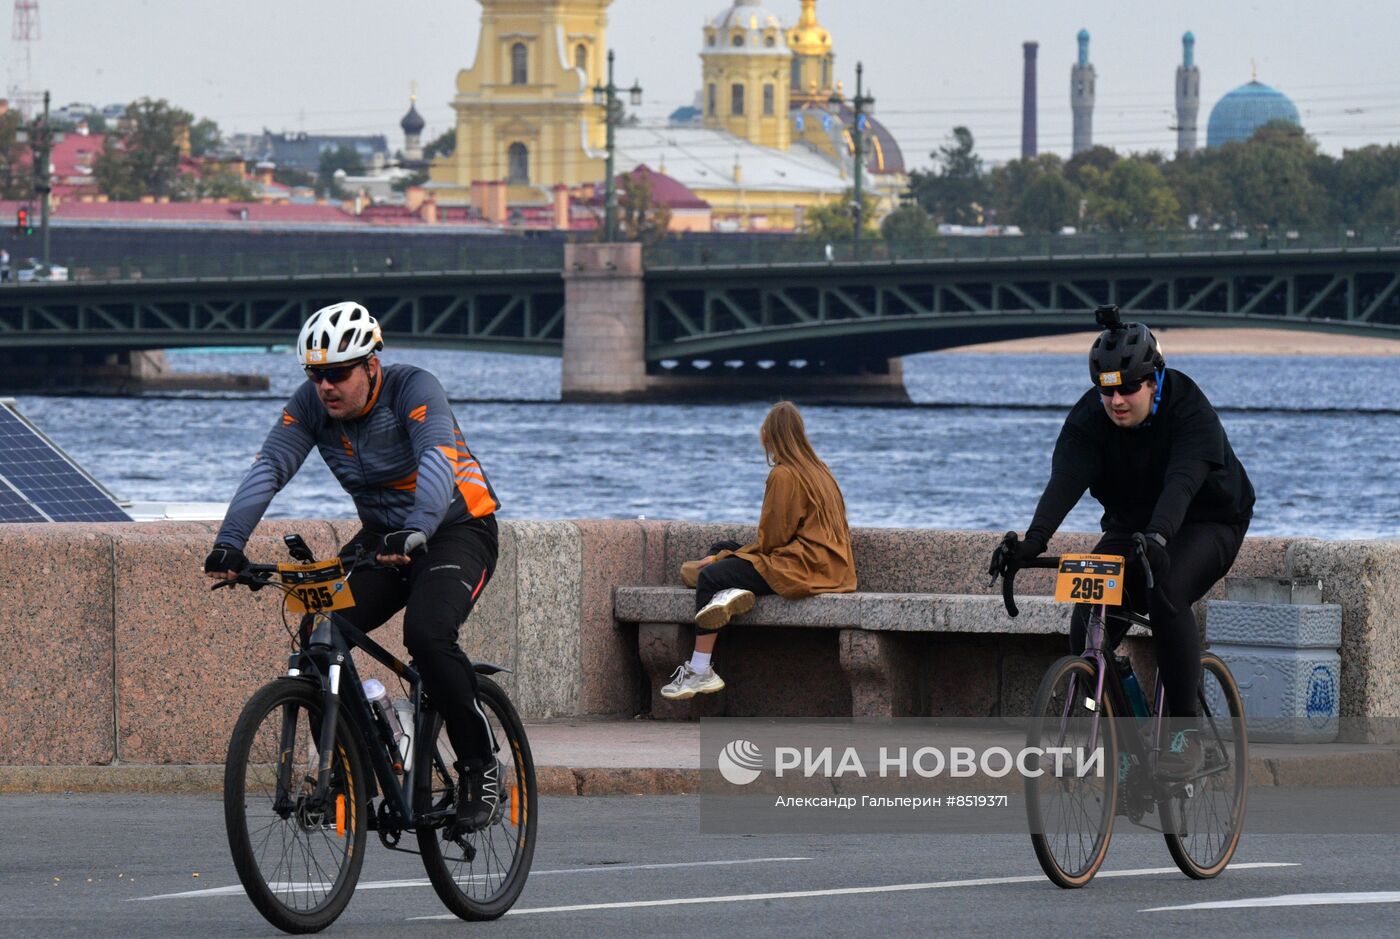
[3, 233, 1399, 369]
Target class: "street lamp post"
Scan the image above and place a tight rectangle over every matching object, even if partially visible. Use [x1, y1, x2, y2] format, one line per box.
[16, 90, 61, 267]
[592, 50, 642, 243]
[831, 62, 874, 258]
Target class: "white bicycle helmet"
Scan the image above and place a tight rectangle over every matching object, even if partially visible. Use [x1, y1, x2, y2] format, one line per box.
[298, 301, 383, 366]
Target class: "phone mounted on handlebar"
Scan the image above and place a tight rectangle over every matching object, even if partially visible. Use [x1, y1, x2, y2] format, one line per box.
[283, 533, 316, 563]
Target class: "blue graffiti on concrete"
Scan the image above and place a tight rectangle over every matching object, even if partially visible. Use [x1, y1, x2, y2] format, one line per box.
[1305, 664, 1337, 729]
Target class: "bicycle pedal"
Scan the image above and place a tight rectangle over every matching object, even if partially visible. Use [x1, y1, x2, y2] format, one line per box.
[443, 824, 479, 860]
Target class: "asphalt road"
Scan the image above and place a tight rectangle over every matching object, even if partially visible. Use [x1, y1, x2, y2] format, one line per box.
[3, 793, 1398, 938]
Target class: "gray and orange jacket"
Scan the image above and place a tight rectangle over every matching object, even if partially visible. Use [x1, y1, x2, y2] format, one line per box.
[215, 364, 498, 549]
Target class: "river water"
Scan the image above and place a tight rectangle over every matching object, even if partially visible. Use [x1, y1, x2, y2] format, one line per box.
[12, 349, 1400, 540]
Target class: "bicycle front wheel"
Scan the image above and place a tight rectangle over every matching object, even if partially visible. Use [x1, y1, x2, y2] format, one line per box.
[1161, 651, 1249, 878]
[224, 678, 367, 934]
[415, 675, 538, 920]
[1025, 655, 1119, 888]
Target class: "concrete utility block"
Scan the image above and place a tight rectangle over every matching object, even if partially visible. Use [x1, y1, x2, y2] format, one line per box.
[1207, 600, 1342, 649]
[0, 526, 115, 765]
[1210, 649, 1342, 743]
[1206, 599, 1343, 743]
[1225, 576, 1324, 605]
[1286, 539, 1400, 739]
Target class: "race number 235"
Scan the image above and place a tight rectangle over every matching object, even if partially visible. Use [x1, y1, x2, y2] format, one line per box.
[295, 585, 337, 610]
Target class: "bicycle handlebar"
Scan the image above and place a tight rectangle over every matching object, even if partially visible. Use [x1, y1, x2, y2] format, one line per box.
[990, 531, 1177, 618]
[996, 555, 1058, 618]
[208, 542, 395, 594]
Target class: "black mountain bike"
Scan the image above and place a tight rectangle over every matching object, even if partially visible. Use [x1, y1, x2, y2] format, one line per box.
[216, 533, 537, 933]
[991, 532, 1248, 888]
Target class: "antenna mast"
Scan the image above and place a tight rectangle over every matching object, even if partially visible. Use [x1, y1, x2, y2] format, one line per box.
[9, 0, 40, 118]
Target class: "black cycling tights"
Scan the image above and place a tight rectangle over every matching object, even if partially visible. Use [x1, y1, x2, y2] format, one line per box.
[339, 517, 499, 770]
[1069, 520, 1248, 719]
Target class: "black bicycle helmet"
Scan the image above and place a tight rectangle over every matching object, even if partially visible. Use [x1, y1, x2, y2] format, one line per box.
[1089, 307, 1164, 390]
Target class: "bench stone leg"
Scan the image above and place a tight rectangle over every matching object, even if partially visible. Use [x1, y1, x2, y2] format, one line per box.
[839, 629, 917, 718]
[638, 622, 724, 719]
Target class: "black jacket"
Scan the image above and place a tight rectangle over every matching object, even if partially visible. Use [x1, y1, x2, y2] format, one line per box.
[1027, 369, 1254, 546]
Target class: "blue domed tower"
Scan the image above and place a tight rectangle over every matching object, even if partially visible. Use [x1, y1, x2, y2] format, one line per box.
[1207, 78, 1301, 147]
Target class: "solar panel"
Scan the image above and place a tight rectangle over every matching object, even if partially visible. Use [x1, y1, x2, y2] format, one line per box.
[0, 400, 132, 523]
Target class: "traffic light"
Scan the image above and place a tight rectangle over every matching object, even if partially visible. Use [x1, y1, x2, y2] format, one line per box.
[15, 207, 32, 236]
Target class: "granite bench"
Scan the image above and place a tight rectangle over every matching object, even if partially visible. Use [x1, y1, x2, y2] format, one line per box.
[613, 585, 1146, 719]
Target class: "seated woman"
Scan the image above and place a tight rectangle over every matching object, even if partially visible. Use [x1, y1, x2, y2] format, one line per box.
[662, 401, 857, 700]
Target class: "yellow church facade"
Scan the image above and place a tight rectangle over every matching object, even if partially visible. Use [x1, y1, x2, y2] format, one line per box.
[428, 0, 906, 232]
[427, 0, 610, 205]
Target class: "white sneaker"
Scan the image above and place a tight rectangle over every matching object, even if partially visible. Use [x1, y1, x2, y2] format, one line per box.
[694, 588, 756, 631]
[660, 663, 726, 700]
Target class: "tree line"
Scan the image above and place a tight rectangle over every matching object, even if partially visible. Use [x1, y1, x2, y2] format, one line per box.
[881, 123, 1400, 238]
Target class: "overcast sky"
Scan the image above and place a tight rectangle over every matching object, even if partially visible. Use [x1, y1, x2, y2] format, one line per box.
[14, 0, 1400, 165]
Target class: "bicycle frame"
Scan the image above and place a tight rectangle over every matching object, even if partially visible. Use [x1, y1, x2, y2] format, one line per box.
[1001, 550, 1193, 798]
[282, 610, 435, 833]
[1073, 603, 1168, 781]
[1063, 594, 1232, 801]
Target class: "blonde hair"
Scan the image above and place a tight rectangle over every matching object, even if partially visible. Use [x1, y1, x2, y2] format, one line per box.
[759, 401, 849, 533]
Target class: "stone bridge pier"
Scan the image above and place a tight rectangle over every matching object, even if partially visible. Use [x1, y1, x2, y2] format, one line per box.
[0, 348, 267, 394]
[561, 242, 909, 403]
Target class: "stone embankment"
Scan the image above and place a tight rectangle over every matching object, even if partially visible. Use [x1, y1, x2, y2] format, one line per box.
[1, 520, 1396, 792]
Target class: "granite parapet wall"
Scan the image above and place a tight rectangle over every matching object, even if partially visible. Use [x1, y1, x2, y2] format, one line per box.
[1, 521, 1395, 766]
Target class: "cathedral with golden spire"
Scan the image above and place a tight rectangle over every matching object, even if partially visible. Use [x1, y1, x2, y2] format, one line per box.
[427, 0, 905, 232]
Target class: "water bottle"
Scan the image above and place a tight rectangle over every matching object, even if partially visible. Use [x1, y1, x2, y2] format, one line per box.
[362, 679, 408, 770]
[390, 698, 414, 772]
[1115, 656, 1150, 721]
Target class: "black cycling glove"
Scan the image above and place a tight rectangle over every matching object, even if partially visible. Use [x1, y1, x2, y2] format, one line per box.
[1013, 535, 1047, 566]
[380, 529, 428, 558]
[989, 533, 1046, 578]
[204, 543, 248, 575]
[1136, 531, 1171, 582]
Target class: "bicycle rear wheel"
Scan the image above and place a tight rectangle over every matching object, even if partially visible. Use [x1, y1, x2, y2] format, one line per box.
[1025, 655, 1119, 888]
[415, 675, 538, 920]
[1161, 652, 1249, 878]
[224, 679, 367, 934]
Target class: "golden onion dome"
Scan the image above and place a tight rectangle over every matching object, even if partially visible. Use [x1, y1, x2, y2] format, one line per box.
[787, 0, 831, 56]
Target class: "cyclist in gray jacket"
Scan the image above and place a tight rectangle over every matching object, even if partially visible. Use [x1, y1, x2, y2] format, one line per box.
[204, 301, 504, 831]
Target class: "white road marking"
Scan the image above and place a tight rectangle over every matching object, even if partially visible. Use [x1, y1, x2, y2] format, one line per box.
[411, 862, 1299, 919]
[1144, 891, 1400, 912]
[130, 856, 813, 901]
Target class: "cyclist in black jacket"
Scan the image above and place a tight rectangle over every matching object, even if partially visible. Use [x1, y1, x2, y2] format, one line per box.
[1002, 306, 1254, 777]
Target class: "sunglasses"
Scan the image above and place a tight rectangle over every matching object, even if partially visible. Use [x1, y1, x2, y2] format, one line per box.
[1099, 378, 1146, 398]
[304, 361, 364, 385]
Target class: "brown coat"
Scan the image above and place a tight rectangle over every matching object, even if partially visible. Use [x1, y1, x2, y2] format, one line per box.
[721, 463, 857, 599]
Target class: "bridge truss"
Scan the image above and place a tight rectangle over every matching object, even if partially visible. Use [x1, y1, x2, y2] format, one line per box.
[645, 249, 1400, 363]
[0, 272, 566, 355]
